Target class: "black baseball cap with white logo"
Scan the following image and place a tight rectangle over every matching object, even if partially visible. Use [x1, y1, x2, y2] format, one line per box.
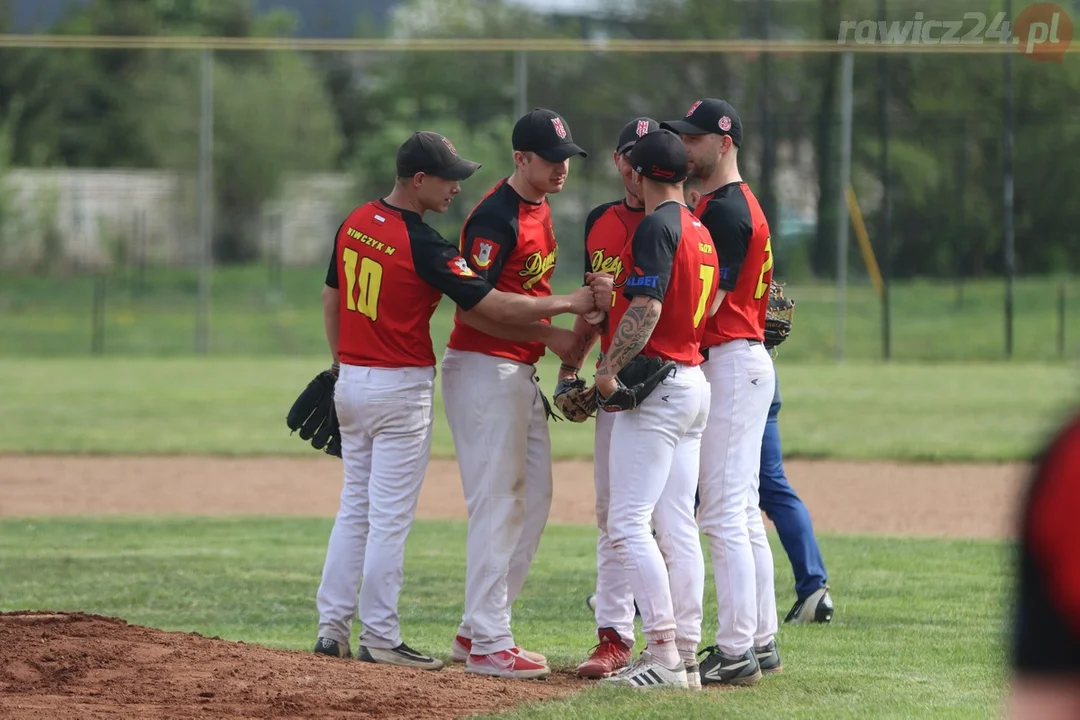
[512, 108, 588, 162]
[397, 131, 482, 181]
[629, 129, 688, 184]
[616, 117, 661, 156]
[661, 98, 743, 147]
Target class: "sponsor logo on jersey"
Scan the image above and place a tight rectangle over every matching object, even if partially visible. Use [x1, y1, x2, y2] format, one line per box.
[626, 273, 659, 289]
[471, 238, 496, 269]
[519, 245, 558, 291]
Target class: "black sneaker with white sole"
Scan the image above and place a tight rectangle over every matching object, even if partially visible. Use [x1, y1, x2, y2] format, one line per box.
[784, 586, 834, 624]
[357, 643, 445, 671]
[313, 637, 351, 658]
[698, 647, 762, 687]
[754, 639, 782, 674]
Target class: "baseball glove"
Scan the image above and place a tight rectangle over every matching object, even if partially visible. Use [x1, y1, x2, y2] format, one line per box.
[554, 376, 597, 423]
[286, 369, 342, 457]
[597, 355, 677, 413]
[765, 282, 796, 350]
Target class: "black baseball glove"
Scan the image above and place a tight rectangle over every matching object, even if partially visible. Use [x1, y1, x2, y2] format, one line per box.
[286, 369, 342, 457]
[596, 355, 677, 413]
[765, 282, 796, 350]
[553, 376, 597, 423]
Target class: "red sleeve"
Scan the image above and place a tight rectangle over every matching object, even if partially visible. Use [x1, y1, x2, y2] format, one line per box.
[1027, 419, 1080, 637]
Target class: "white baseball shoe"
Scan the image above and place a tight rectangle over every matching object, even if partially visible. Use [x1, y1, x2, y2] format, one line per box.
[784, 586, 834, 624]
[599, 650, 688, 690]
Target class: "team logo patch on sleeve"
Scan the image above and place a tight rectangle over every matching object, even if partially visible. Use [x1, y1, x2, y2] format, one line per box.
[449, 256, 477, 278]
[471, 238, 496, 269]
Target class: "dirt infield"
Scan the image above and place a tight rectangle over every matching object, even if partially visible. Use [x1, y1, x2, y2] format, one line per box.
[0, 454, 1031, 718]
[0, 612, 582, 720]
[0, 455, 1031, 538]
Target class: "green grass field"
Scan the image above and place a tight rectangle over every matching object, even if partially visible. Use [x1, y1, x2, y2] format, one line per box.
[1, 265, 1078, 362]
[0, 357, 1076, 461]
[2, 265, 1065, 717]
[0, 517, 1011, 719]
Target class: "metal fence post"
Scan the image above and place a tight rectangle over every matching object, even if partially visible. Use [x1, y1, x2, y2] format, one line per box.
[836, 51, 854, 363]
[195, 48, 214, 355]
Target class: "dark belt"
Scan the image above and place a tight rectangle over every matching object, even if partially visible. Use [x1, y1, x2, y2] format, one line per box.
[701, 339, 762, 363]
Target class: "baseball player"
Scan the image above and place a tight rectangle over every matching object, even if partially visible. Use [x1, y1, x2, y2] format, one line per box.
[1009, 407, 1080, 719]
[662, 98, 779, 686]
[313, 131, 606, 669]
[551, 116, 661, 680]
[685, 181, 835, 627]
[592, 129, 721, 690]
[439, 108, 593, 680]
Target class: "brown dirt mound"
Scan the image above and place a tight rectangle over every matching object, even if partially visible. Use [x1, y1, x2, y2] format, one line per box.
[0, 612, 583, 720]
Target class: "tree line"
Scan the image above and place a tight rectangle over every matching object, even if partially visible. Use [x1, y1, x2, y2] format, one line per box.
[0, 0, 1076, 279]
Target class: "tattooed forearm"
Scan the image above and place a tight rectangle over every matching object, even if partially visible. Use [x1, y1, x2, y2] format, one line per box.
[597, 301, 662, 378]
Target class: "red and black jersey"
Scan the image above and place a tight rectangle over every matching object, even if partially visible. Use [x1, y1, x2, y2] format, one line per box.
[583, 199, 645, 354]
[622, 201, 719, 366]
[694, 181, 773, 347]
[1013, 410, 1080, 674]
[446, 178, 558, 365]
[325, 199, 493, 369]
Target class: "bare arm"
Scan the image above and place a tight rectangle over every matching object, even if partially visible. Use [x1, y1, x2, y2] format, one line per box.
[596, 296, 662, 382]
[322, 285, 340, 365]
[558, 315, 601, 380]
[455, 306, 561, 344]
[708, 289, 727, 317]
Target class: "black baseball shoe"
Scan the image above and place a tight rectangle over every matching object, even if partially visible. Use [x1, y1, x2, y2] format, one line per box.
[698, 646, 762, 687]
[784, 586, 834, 624]
[754, 639, 782, 674]
[357, 642, 445, 670]
[313, 636, 351, 658]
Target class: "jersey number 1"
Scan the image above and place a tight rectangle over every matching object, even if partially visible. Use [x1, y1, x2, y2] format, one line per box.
[693, 264, 716, 328]
[342, 248, 383, 321]
[754, 237, 774, 300]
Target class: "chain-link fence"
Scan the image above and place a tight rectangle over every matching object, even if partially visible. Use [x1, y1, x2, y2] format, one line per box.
[0, 32, 1077, 361]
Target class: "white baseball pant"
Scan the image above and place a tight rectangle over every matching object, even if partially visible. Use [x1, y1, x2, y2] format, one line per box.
[698, 339, 777, 656]
[592, 409, 636, 649]
[440, 348, 554, 656]
[316, 363, 435, 650]
[607, 363, 709, 665]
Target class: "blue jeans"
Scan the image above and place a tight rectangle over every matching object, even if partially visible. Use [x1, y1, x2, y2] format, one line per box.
[694, 364, 828, 601]
[758, 367, 828, 601]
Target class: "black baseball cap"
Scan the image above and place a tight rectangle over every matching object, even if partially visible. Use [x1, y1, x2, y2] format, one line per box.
[661, 98, 743, 147]
[512, 108, 588, 162]
[629, 129, 688, 184]
[396, 131, 481, 181]
[616, 117, 661, 155]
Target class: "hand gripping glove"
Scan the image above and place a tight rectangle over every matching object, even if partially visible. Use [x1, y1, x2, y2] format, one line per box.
[553, 376, 597, 423]
[286, 369, 342, 457]
[596, 356, 677, 413]
[765, 282, 796, 351]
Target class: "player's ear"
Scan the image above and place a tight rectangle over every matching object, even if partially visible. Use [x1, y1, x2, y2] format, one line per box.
[411, 171, 427, 188]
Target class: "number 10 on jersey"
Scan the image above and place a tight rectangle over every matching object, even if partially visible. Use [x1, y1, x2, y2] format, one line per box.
[342, 248, 383, 321]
